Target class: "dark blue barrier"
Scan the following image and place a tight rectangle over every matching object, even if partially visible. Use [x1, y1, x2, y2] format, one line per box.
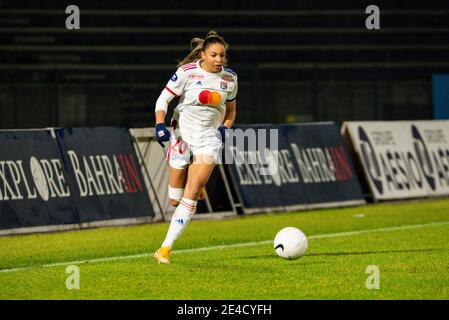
[56, 127, 154, 222]
[225, 123, 365, 213]
[283, 123, 364, 204]
[0, 130, 78, 229]
[432, 74, 449, 120]
[225, 124, 308, 211]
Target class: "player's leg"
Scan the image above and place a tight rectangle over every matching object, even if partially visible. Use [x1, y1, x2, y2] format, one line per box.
[184, 143, 221, 202]
[166, 133, 190, 207]
[167, 113, 206, 204]
[168, 166, 187, 207]
[183, 154, 216, 200]
[154, 135, 191, 264]
[168, 165, 206, 206]
[166, 141, 206, 207]
[154, 154, 216, 264]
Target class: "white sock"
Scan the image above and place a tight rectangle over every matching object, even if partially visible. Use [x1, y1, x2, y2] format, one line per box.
[162, 197, 197, 248]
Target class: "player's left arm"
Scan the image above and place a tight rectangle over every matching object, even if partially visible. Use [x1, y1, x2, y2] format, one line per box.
[223, 100, 236, 129]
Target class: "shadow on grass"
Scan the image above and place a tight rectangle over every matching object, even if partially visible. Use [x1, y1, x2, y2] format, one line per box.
[307, 247, 449, 257]
[180, 248, 448, 268]
[220, 247, 448, 261]
[223, 254, 326, 265]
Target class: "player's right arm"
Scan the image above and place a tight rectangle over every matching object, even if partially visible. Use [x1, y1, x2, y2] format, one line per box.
[154, 67, 188, 146]
[155, 67, 188, 123]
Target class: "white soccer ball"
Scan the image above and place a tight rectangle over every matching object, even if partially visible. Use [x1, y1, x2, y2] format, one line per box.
[274, 227, 308, 260]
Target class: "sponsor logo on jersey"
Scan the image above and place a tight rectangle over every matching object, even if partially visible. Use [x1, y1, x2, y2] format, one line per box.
[170, 73, 178, 82]
[221, 74, 234, 82]
[198, 90, 222, 107]
[220, 81, 228, 90]
[188, 74, 204, 80]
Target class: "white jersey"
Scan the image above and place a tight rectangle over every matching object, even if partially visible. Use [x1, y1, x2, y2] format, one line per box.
[165, 60, 238, 147]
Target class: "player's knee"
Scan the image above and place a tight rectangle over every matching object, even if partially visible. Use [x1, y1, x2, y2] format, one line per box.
[168, 185, 184, 206]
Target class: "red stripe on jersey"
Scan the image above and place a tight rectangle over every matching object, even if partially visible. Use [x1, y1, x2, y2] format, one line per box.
[165, 86, 178, 96]
[166, 144, 171, 163]
[182, 63, 197, 71]
[182, 62, 196, 68]
[166, 138, 181, 163]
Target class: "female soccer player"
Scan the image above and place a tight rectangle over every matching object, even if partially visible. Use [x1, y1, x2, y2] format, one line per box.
[153, 31, 238, 264]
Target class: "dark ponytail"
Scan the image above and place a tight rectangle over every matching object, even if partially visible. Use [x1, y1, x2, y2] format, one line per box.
[177, 30, 229, 67]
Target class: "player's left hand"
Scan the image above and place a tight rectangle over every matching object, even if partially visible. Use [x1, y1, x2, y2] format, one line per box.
[155, 123, 171, 147]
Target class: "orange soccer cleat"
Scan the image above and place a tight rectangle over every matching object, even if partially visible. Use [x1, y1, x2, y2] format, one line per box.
[153, 246, 172, 264]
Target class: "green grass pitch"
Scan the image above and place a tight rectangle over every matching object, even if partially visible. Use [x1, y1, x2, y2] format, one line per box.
[0, 198, 448, 300]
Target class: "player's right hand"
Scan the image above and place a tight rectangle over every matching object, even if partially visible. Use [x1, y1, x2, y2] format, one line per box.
[155, 123, 171, 147]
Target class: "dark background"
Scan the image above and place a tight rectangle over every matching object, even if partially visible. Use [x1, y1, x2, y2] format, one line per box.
[1, 0, 448, 129]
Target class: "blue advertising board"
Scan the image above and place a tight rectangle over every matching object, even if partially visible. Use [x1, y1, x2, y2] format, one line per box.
[55, 127, 154, 222]
[225, 123, 365, 213]
[0, 130, 78, 229]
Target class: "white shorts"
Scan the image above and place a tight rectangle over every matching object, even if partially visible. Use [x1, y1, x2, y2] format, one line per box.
[166, 134, 222, 169]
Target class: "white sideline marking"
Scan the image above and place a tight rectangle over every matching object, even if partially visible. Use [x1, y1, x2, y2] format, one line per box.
[0, 220, 448, 274]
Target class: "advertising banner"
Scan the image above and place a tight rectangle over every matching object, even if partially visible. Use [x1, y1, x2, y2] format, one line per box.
[342, 121, 449, 200]
[0, 130, 78, 230]
[56, 127, 154, 222]
[225, 123, 365, 213]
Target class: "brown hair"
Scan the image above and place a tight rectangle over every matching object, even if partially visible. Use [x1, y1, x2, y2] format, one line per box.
[177, 30, 229, 67]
